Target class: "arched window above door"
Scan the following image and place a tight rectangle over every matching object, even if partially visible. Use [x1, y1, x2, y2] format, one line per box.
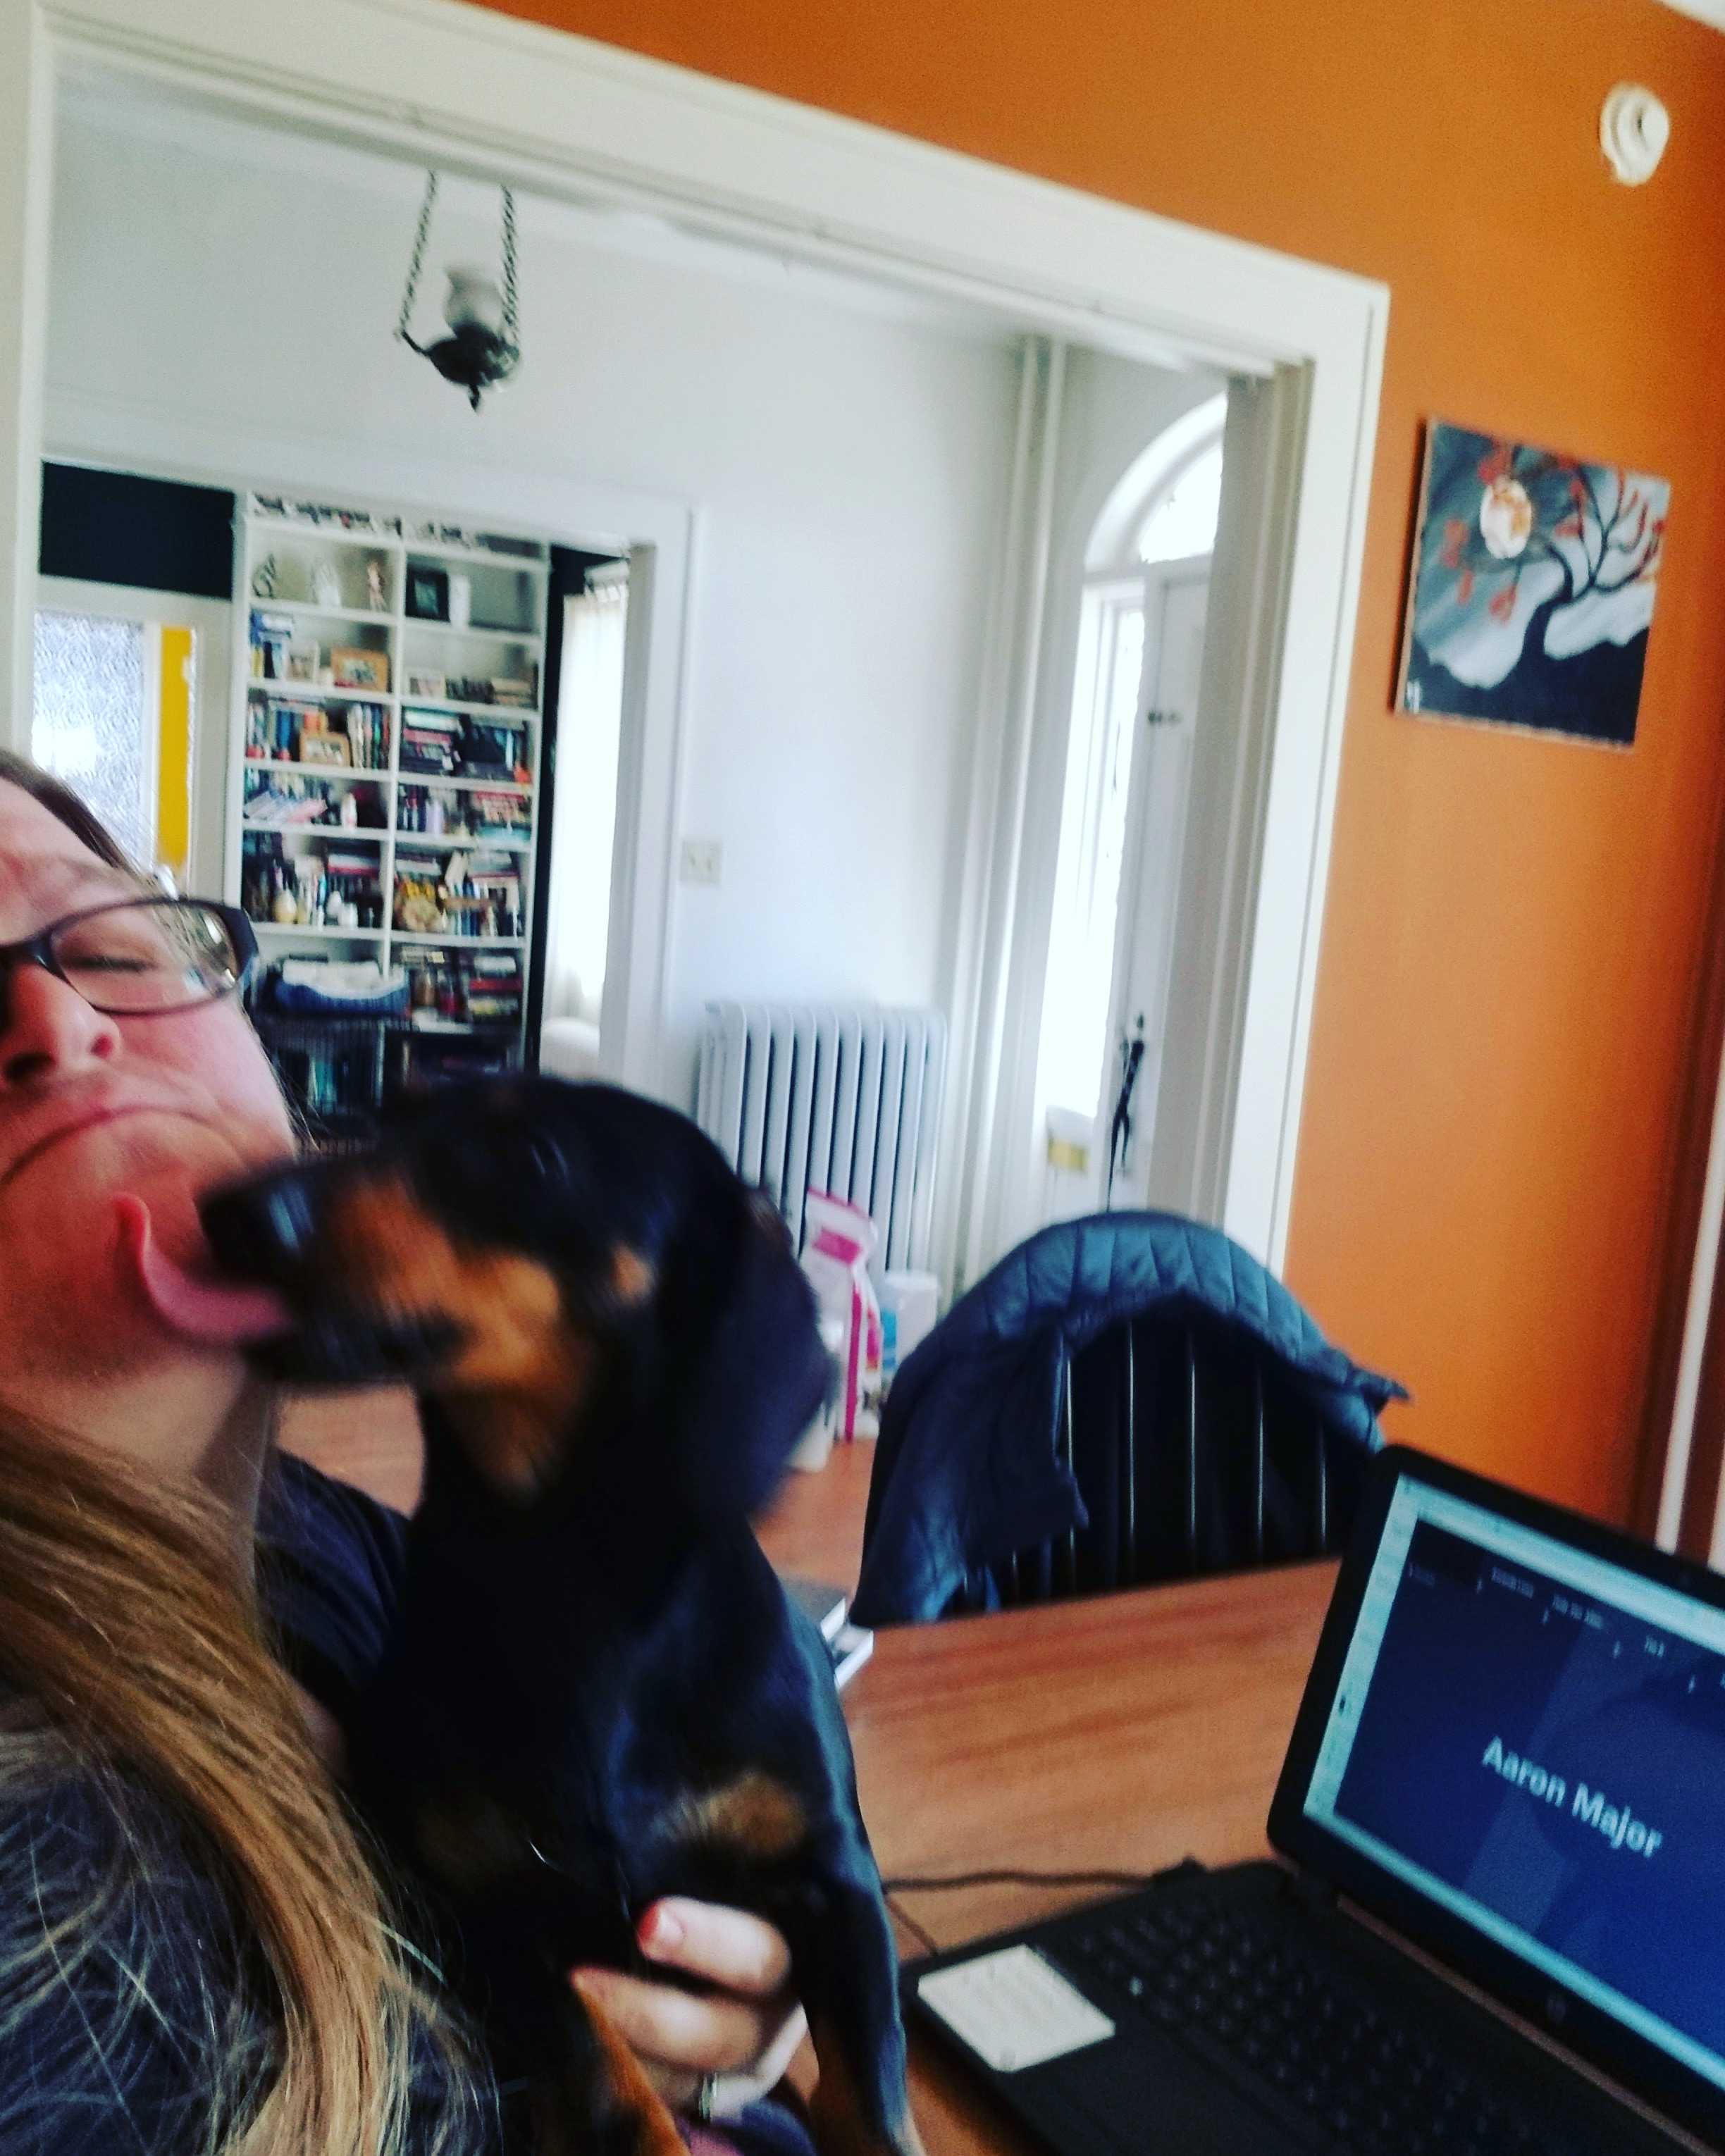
[1134, 439, 1223, 566]
[1084, 392, 1228, 575]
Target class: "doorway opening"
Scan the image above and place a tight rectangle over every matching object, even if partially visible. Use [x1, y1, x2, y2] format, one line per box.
[32, 460, 636, 1145]
[537, 550, 631, 1082]
[8, 0, 1387, 1284]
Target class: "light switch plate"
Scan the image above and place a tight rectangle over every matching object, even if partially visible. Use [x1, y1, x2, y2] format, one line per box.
[679, 837, 722, 886]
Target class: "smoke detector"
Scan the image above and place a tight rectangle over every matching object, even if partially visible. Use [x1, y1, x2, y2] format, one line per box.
[1600, 84, 1671, 185]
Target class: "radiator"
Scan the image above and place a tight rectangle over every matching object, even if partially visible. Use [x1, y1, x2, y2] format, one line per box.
[695, 1003, 947, 1272]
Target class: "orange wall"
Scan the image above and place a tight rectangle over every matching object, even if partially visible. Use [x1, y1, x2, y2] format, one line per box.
[482, 0, 1725, 1522]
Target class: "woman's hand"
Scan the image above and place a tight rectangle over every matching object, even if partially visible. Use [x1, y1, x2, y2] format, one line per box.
[571, 1898, 806, 2117]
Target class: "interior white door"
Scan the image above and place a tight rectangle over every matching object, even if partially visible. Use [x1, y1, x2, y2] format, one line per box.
[32, 576, 231, 894]
[1099, 565, 1209, 1209]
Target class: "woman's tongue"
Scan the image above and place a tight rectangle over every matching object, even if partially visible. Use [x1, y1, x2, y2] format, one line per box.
[113, 1193, 292, 1347]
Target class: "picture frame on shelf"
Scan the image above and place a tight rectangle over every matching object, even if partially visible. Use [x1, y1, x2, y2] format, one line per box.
[331, 646, 390, 692]
[301, 734, 352, 768]
[406, 566, 450, 621]
[283, 640, 320, 683]
[407, 668, 447, 700]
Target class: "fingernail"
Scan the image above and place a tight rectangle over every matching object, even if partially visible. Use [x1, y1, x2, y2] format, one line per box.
[640, 1904, 684, 1953]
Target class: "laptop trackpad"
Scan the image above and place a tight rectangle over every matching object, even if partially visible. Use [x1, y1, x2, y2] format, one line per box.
[1029, 2035, 1314, 2156]
[917, 1944, 1311, 2153]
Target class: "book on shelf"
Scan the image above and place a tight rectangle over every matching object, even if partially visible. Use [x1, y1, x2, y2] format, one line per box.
[243, 783, 328, 827]
[247, 698, 388, 771]
[345, 706, 387, 772]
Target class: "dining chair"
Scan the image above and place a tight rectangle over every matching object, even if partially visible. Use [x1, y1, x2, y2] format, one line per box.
[852, 1211, 1404, 1625]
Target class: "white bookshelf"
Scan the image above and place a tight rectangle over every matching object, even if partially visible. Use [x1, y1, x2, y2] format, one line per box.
[228, 497, 551, 1132]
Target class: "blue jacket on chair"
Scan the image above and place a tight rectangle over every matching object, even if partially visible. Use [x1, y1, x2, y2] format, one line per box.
[851, 1211, 1406, 1626]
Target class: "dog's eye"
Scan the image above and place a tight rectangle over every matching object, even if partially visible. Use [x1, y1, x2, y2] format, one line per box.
[433, 1125, 568, 1201]
[521, 1135, 565, 1182]
[496, 1131, 566, 1189]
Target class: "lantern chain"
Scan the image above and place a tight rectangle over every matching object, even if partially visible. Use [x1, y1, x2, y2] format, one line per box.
[397, 171, 440, 347]
[501, 187, 519, 345]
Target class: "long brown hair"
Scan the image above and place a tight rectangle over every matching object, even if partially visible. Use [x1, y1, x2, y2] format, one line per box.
[0, 752, 475, 2151]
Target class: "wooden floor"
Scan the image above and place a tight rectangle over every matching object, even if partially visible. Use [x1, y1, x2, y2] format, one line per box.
[278, 1389, 877, 1589]
[280, 1387, 425, 1516]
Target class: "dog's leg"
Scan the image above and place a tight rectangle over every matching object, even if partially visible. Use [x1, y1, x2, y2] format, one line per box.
[780, 1875, 927, 2156]
[495, 1976, 686, 2156]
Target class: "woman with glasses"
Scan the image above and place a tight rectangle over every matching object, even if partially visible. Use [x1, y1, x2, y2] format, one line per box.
[0, 750, 811, 2154]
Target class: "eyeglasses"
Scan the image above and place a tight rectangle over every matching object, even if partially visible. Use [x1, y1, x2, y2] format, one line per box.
[0, 897, 258, 1020]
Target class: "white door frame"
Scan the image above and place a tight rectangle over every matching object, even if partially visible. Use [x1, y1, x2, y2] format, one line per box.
[2, 0, 1387, 1266]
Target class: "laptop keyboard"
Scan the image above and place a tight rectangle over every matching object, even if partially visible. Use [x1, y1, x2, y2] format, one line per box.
[1064, 1897, 1602, 2156]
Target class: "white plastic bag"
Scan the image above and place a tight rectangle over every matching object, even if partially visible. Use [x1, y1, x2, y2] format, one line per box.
[801, 1190, 882, 1439]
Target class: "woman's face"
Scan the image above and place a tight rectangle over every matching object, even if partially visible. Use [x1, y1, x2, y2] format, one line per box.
[0, 780, 296, 1382]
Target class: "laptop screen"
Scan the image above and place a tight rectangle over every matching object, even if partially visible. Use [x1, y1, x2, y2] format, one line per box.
[1299, 1468, 1725, 2095]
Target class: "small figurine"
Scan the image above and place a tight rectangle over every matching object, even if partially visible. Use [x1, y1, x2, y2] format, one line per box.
[312, 562, 343, 609]
[252, 554, 278, 599]
[366, 559, 387, 611]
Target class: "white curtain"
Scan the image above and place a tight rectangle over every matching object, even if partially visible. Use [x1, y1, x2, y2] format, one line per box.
[544, 576, 628, 1027]
[946, 335, 1066, 1294]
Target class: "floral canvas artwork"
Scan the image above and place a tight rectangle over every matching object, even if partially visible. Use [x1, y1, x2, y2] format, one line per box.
[1398, 423, 1669, 746]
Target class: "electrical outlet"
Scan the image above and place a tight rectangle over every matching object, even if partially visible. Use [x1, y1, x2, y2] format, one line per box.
[679, 837, 722, 887]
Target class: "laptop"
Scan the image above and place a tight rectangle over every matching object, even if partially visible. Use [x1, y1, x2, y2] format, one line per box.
[903, 1444, 1725, 2155]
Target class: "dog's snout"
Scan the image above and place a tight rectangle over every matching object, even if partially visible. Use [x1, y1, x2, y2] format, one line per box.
[201, 1167, 326, 1285]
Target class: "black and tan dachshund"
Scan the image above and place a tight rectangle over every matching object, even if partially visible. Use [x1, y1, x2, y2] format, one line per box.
[201, 1078, 923, 2156]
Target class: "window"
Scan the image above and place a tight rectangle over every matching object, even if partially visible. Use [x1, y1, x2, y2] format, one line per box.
[1136, 441, 1223, 566]
[31, 611, 157, 865]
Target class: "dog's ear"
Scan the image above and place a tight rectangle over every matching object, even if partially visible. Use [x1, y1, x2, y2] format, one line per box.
[668, 1187, 831, 1519]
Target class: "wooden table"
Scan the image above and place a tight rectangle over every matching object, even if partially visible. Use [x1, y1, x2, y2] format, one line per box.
[844, 1562, 1339, 2154]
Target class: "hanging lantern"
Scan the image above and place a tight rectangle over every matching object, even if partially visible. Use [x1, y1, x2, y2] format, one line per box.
[396, 173, 521, 411]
